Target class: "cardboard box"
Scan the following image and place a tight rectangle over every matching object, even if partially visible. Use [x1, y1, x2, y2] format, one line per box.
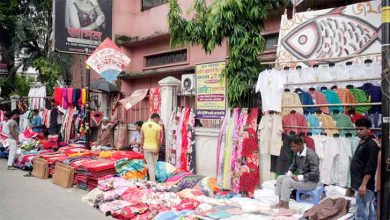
[32, 158, 49, 179]
[52, 163, 75, 188]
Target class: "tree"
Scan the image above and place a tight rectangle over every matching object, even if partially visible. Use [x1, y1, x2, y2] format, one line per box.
[0, 0, 72, 98]
[168, 0, 287, 107]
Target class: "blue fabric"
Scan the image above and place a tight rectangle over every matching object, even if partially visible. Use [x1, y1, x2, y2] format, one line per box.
[359, 83, 381, 113]
[295, 89, 316, 114]
[305, 114, 323, 135]
[31, 116, 42, 133]
[156, 161, 178, 183]
[355, 190, 376, 220]
[154, 210, 193, 220]
[321, 89, 344, 113]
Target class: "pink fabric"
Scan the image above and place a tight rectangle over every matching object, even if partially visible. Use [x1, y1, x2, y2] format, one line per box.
[282, 112, 308, 134]
[180, 108, 190, 171]
[67, 88, 73, 107]
[308, 90, 329, 114]
[61, 88, 68, 109]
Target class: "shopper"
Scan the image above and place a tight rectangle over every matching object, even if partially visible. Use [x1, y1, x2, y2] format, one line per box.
[129, 121, 143, 152]
[140, 113, 162, 182]
[96, 117, 118, 148]
[274, 135, 320, 210]
[351, 118, 379, 220]
[30, 109, 42, 133]
[0, 112, 9, 135]
[7, 110, 20, 170]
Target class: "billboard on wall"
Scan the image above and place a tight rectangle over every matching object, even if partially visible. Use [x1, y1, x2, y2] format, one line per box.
[195, 61, 226, 120]
[276, 0, 381, 67]
[53, 0, 113, 55]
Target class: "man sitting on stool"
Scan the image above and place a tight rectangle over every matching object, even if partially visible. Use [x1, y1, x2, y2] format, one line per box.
[274, 135, 320, 209]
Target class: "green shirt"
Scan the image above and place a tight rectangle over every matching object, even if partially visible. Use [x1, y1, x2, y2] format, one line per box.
[331, 113, 356, 136]
[349, 88, 371, 114]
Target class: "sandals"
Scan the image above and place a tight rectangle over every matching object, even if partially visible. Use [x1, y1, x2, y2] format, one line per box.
[24, 173, 32, 177]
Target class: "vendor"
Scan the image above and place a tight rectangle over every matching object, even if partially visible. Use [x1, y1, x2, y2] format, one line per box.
[30, 109, 42, 133]
[129, 121, 143, 152]
[274, 135, 320, 210]
[96, 117, 118, 148]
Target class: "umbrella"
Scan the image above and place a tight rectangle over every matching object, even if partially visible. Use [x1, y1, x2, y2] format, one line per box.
[90, 80, 119, 93]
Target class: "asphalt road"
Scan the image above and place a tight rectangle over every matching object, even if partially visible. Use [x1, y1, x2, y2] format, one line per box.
[0, 159, 108, 220]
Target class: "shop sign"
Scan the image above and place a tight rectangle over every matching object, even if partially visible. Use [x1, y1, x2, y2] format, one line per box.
[195, 61, 226, 119]
[149, 87, 161, 115]
[276, 0, 381, 67]
[86, 38, 131, 83]
[53, 0, 113, 55]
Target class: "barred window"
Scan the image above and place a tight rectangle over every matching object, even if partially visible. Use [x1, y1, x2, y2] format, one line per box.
[145, 49, 187, 68]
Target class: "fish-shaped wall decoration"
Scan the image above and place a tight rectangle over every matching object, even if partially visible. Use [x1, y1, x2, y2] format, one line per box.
[281, 7, 380, 63]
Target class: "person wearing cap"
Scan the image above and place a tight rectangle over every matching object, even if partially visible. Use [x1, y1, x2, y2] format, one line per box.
[96, 117, 118, 148]
[129, 121, 143, 152]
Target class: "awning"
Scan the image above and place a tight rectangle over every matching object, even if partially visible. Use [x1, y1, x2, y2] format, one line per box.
[119, 89, 149, 110]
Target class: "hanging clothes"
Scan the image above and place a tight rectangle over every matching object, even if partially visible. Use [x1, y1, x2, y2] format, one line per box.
[255, 69, 286, 112]
[359, 83, 381, 114]
[281, 92, 303, 117]
[315, 112, 338, 136]
[259, 112, 283, 156]
[320, 89, 344, 113]
[216, 110, 230, 185]
[308, 89, 329, 114]
[305, 113, 323, 135]
[282, 112, 308, 135]
[333, 88, 357, 112]
[349, 88, 371, 114]
[295, 88, 316, 114]
[331, 113, 356, 136]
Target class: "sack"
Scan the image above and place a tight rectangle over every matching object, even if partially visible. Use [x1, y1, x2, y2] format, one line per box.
[52, 163, 75, 188]
[116, 124, 128, 150]
[32, 158, 49, 179]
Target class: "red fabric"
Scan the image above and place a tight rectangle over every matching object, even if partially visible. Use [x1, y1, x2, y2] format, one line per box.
[347, 112, 366, 123]
[112, 151, 144, 160]
[79, 159, 115, 172]
[180, 108, 191, 171]
[23, 128, 37, 138]
[175, 199, 200, 211]
[240, 127, 260, 197]
[308, 90, 329, 114]
[282, 112, 308, 134]
[67, 88, 73, 107]
[303, 136, 315, 151]
[149, 87, 161, 115]
[53, 88, 62, 106]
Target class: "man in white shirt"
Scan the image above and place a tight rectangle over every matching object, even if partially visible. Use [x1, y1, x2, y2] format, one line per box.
[129, 121, 143, 152]
[274, 135, 320, 209]
[0, 112, 10, 135]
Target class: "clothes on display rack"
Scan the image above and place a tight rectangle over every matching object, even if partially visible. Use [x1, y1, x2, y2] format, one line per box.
[28, 86, 46, 110]
[320, 88, 344, 113]
[308, 89, 329, 114]
[53, 87, 87, 110]
[331, 112, 356, 136]
[255, 69, 286, 112]
[282, 111, 308, 135]
[294, 88, 316, 114]
[315, 112, 338, 136]
[281, 92, 303, 117]
[258, 112, 283, 156]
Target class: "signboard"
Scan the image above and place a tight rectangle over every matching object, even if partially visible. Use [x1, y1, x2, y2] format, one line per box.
[53, 0, 113, 55]
[276, 0, 381, 67]
[86, 38, 131, 82]
[195, 62, 226, 119]
[149, 87, 161, 115]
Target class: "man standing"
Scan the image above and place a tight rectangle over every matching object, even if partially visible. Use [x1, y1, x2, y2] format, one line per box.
[7, 110, 19, 170]
[0, 112, 9, 135]
[140, 113, 162, 182]
[30, 109, 42, 133]
[351, 118, 379, 220]
[274, 135, 320, 209]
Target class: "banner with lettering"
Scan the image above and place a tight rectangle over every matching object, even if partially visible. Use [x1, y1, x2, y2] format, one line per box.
[149, 87, 161, 115]
[53, 0, 113, 55]
[195, 62, 226, 119]
[86, 38, 131, 82]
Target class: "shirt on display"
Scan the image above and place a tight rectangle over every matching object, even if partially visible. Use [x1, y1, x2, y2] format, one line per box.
[359, 83, 381, 114]
[321, 137, 339, 185]
[331, 113, 356, 136]
[349, 88, 371, 114]
[258, 113, 283, 156]
[333, 88, 357, 112]
[308, 90, 329, 114]
[305, 113, 323, 135]
[320, 89, 344, 113]
[331, 137, 353, 187]
[281, 92, 303, 117]
[256, 69, 286, 112]
[315, 112, 338, 136]
[295, 88, 316, 114]
[282, 112, 308, 135]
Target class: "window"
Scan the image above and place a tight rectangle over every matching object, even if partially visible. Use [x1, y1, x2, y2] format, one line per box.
[145, 49, 187, 68]
[142, 0, 168, 10]
[263, 34, 279, 50]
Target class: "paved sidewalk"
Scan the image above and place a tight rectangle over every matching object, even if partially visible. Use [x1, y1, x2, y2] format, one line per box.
[0, 159, 107, 220]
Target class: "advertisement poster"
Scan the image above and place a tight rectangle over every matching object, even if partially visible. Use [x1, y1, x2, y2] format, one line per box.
[149, 87, 161, 115]
[53, 0, 113, 55]
[196, 62, 226, 119]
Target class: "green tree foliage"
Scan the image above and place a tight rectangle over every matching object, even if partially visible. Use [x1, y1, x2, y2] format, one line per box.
[0, 0, 71, 99]
[168, 0, 287, 107]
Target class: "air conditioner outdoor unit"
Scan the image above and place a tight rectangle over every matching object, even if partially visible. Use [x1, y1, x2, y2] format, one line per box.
[181, 74, 195, 95]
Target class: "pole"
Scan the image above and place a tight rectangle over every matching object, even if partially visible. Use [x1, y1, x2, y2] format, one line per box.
[381, 1, 390, 219]
[86, 65, 91, 150]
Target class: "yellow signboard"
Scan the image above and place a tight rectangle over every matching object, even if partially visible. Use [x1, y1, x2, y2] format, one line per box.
[196, 61, 226, 119]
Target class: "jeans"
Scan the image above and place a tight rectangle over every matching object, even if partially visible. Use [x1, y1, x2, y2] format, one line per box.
[355, 190, 376, 220]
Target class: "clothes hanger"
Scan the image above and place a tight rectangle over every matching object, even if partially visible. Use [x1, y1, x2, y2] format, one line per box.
[299, 132, 305, 137]
[346, 61, 353, 66]
[331, 85, 338, 90]
[309, 87, 316, 91]
[296, 65, 302, 70]
[320, 86, 328, 91]
[290, 110, 296, 114]
[364, 59, 373, 64]
[294, 88, 302, 93]
[312, 64, 319, 68]
[328, 62, 335, 67]
[333, 133, 340, 137]
[307, 132, 312, 136]
[284, 67, 290, 71]
[289, 131, 296, 135]
[333, 109, 340, 115]
[316, 110, 323, 114]
[348, 109, 355, 115]
[345, 133, 353, 137]
[346, 85, 354, 89]
[269, 110, 275, 115]
[321, 131, 327, 136]
[284, 88, 291, 92]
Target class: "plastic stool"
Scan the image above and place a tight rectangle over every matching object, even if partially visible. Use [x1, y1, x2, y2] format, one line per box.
[296, 185, 326, 205]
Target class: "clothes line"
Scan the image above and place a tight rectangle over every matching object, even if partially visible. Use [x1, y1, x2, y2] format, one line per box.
[283, 125, 381, 131]
[282, 102, 382, 108]
[260, 52, 381, 65]
[284, 77, 381, 86]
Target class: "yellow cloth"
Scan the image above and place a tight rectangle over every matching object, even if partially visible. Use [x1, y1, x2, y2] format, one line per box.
[99, 151, 114, 159]
[141, 120, 162, 151]
[82, 89, 87, 105]
[122, 168, 148, 180]
[316, 113, 338, 136]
